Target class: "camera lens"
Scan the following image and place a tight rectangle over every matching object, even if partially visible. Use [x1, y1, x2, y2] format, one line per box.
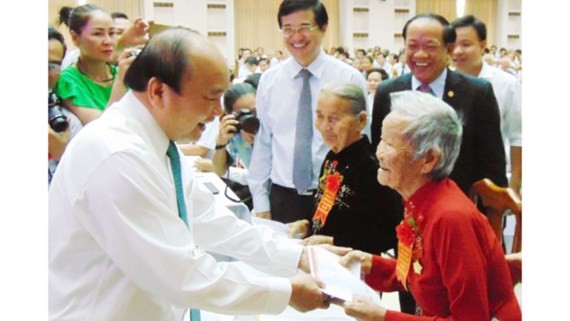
[49, 106, 69, 133]
[240, 116, 260, 134]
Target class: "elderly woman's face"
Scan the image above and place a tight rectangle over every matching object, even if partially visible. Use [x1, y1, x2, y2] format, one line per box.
[376, 113, 424, 198]
[316, 91, 364, 153]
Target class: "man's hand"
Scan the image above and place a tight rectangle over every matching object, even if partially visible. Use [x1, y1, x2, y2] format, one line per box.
[288, 274, 330, 312]
[194, 157, 214, 172]
[48, 124, 71, 161]
[339, 250, 373, 275]
[216, 114, 239, 147]
[343, 294, 386, 321]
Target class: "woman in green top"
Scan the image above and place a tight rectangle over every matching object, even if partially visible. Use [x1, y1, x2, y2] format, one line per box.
[55, 4, 136, 124]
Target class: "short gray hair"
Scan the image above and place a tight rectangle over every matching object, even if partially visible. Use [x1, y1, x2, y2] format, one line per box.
[389, 91, 463, 180]
[320, 81, 366, 115]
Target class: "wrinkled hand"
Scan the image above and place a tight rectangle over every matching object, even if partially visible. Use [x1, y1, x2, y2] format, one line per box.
[301, 234, 333, 246]
[118, 18, 153, 47]
[287, 219, 309, 239]
[298, 244, 352, 273]
[216, 114, 238, 147]
[289, 274, 330, 312]
[339, 250, 372, 275]
[194, 157, 214, 172]
[343, 294, 386, 321]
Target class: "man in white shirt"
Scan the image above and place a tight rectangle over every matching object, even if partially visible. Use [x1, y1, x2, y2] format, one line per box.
[451, 15, 522, 196]
[49, 27, 336, 321]
[249, 0, 367, 223]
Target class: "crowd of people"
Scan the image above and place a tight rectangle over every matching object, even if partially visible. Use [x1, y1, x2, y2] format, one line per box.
[48, 0, 522, 320]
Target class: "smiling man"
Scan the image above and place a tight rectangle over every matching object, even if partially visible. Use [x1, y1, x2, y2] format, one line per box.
[248, 0, 367, 224]
[450, 15, 522, 197]
[370, 13, 507, 196]
[369, 13, 508, 314]
[49, 27, 336, 320]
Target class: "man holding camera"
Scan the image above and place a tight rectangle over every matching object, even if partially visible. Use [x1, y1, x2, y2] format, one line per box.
[211, 83, 259, 209]
[48, 27, 82, 184]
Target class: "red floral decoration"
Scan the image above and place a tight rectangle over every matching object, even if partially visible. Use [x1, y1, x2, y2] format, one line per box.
[325, 172, 342, 192]
[396, 217, 419, 247]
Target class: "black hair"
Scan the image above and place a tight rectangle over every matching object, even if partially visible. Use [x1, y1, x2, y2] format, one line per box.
[223, 83, 256, 114]
[402, 13, 456, 45]
[243, 73, 262, 90]
[277, 0, 328, 29]
[111, 12, 129, 20]
[362, 55, 374, 64]
[366, 68, 389, 81]
[245, 56, 259, 66]
[48, 26, 67, 58]
[68, 4, 106, 35]
[58, 6, 73, 27]
[124, 27, 196, 94]
[450, 15, 487, 41]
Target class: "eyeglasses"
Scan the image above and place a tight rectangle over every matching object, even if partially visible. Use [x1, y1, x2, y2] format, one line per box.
[281, 24, 319, 37]
[48, 61, 62, 72]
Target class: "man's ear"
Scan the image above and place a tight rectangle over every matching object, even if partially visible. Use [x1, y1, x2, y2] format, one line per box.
[147, 77, 166, 110]
[420, 148, 441, 175]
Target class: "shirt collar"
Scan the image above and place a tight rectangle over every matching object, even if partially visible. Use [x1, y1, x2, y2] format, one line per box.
[477, 62, 494, 80]
[403, 179, 440, 214]
[121, 91, 170, 157]
[411, 68, 447, 99]
[287, 48, 327, 80]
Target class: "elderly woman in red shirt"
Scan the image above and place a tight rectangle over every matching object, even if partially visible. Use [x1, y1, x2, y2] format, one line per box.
[340, 91, 521, 321]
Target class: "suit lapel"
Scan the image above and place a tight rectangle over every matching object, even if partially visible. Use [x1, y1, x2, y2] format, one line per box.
[443, 68, 461, 107]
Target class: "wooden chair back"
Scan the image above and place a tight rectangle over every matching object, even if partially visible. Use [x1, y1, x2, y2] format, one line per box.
[469, 178, 522, 254]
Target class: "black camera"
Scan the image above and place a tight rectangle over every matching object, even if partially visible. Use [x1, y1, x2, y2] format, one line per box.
[231, 109, 259, 134]
[48, 92, 69, 133]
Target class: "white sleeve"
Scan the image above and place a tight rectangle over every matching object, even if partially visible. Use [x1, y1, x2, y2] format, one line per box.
[75, 151, 296, 315]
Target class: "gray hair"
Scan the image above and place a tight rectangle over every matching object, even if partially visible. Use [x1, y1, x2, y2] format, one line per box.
[389, 91, 463, 180]
[320, 81, 366, 115]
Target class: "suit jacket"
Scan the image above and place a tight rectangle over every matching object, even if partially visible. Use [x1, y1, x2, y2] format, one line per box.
[371, 68, 508, 195]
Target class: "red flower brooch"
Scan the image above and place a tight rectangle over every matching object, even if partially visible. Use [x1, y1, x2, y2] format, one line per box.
[396, 217, 419, 247]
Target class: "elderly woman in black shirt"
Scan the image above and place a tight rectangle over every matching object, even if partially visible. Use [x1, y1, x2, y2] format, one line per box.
[288, 81, 401, 255]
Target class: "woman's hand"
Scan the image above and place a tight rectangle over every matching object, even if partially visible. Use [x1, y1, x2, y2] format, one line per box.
[302, 234, 333, 246]
[115, 48, 138, 81]
[343, 294, 386, 321]
[339, 250, 373, 275]
[118, 18, 153, 48]
[287, 219, 309, 239]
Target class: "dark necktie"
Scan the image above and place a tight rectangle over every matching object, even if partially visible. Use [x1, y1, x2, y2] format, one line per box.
[293, 69, 313, 193]
[417, 83, 435, 96]
[166, 141, 201, 321]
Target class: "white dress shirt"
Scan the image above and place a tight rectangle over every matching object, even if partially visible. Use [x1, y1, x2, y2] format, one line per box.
[49, 91, 304, 321]
[478, 62, 522, 160]
[248, 50, 368, 212]
[411, 68, 447, 99]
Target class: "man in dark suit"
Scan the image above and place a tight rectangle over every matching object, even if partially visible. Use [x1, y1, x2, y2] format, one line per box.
[371, 13, 507, 196]
[370, 13, 507, 314]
